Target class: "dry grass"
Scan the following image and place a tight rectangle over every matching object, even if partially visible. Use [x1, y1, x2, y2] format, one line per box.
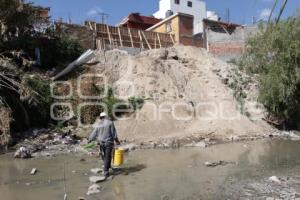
[0, 106, 12, 146]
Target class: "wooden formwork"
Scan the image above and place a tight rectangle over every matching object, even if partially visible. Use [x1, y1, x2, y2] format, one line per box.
[86, 21, 175, 50]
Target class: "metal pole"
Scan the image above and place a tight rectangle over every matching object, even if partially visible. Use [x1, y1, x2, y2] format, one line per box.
[268, 0, 278, 24]
[276, 0, 288, 24]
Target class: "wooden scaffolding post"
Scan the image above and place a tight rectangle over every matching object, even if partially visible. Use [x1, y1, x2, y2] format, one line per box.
[138, 30, 144, 49]
[106, 25, 112, 47]
[154, 36, 157, 49]
[88, 21, 93, 31]
[128, 28, 134, 48]
[118, 27, 123, 47]
[141, 31, 152, 49]
[170, 33, 175, 45]
[157, 33, 162, 48]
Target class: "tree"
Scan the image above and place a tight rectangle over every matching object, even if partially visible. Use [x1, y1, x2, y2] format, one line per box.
[0, 0, 41, 39]
[242, 11, 300, 128]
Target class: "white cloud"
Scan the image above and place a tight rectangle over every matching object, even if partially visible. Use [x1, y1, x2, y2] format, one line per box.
[87, 7, 103, 16]
[259, 8, 271, 19]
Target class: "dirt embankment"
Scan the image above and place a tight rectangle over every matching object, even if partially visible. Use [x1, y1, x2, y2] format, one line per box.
[78, 45, 273, 143]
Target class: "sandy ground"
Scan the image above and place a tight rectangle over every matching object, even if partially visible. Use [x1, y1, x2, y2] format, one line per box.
[80, 45, 273, 143]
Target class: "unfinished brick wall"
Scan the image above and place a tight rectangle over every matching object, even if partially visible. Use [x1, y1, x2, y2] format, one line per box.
[205, 25, 258, 57]
[208, 42, 244, 55]
[205, 26, 245, 57]
[179, 15, 204, 47]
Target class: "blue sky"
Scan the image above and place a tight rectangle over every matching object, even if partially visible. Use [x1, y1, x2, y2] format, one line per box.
[30, 0, 300, 25]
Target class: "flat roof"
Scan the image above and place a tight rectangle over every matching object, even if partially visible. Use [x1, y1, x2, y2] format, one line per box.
[203, 18, 243, 28]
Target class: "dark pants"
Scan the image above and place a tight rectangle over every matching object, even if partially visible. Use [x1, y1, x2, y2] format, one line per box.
[100, 143, 113, 177]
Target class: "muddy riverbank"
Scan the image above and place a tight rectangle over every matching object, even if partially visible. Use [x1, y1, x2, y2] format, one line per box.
[6, 127, 300, 158]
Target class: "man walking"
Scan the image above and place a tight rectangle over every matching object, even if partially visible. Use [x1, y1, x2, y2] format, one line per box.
[88, 112, 120, 178]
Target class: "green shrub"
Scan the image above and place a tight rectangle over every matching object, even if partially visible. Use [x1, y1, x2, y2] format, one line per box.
[23, 76, 52, 126]
[241, 12, 300, 128]
[103, 88, 129, 120]
[128, 96, 145, 110]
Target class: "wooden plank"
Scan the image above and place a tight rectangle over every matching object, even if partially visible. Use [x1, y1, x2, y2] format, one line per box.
[128, 28, 134, 48]
[170, 33, 175, 45]
[88, 21, 93, 31]
[106, 25, 112, 46]
[138, 30, 144, 49]
[157, 33, 162, 48]
[141, 31, 152, 49]
[118, 27, 123, 47]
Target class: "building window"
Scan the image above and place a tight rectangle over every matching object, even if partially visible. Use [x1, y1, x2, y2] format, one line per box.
[166, 21, 172, 33]
[187, 1, 192, 7]
[175, 0, 180, 5]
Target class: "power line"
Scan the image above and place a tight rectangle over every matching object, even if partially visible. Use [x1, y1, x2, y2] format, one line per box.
[97, 12, 109, 24]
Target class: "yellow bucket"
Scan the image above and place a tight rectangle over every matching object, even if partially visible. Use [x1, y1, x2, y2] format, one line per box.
[113, 149, 124, 166]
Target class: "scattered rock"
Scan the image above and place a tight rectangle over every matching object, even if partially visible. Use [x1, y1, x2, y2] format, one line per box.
[204, 160, 233, 167]
[14, 147, 31, 159]
[269, 176, 281, 184]
[118, 143, 137, 152]
[30, 168, 37, 175]
[87, 184, 102, 195]
[90, 168, 102, 174]
[281, 131, 300, 141]
[194, 141, 207, 148]
[89, 176, 106, 183]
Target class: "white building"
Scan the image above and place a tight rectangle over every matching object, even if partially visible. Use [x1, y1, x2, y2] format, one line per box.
[153, 0, 207, 35]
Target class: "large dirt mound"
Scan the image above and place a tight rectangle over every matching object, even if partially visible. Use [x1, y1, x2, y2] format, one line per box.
[89, 45, 271, 142]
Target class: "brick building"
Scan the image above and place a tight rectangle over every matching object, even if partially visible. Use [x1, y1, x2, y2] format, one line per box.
[147, 13, 204, 47]
[203, 19, 245, 58]
[118, 13, 161, 30]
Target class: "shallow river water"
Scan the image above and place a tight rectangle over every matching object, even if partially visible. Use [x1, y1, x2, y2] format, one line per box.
[1, 139, 300, 200]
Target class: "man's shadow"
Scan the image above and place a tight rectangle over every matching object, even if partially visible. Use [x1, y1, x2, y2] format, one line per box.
[113, 164, 146, 176]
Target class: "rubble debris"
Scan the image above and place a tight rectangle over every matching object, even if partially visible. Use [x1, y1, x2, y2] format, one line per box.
[30, 168, 37, 175]
[90, 168, 102, 174]
[118, 143, 137, 152]
[269, 176, 281, 184]
[204, 160, 235, 167]
[86, 45, 271, 144]
[194, 141, 207, 148]
[89, 176, 106, 183]
[14, 147, 31, 159]
[87, 184, 102, 195]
